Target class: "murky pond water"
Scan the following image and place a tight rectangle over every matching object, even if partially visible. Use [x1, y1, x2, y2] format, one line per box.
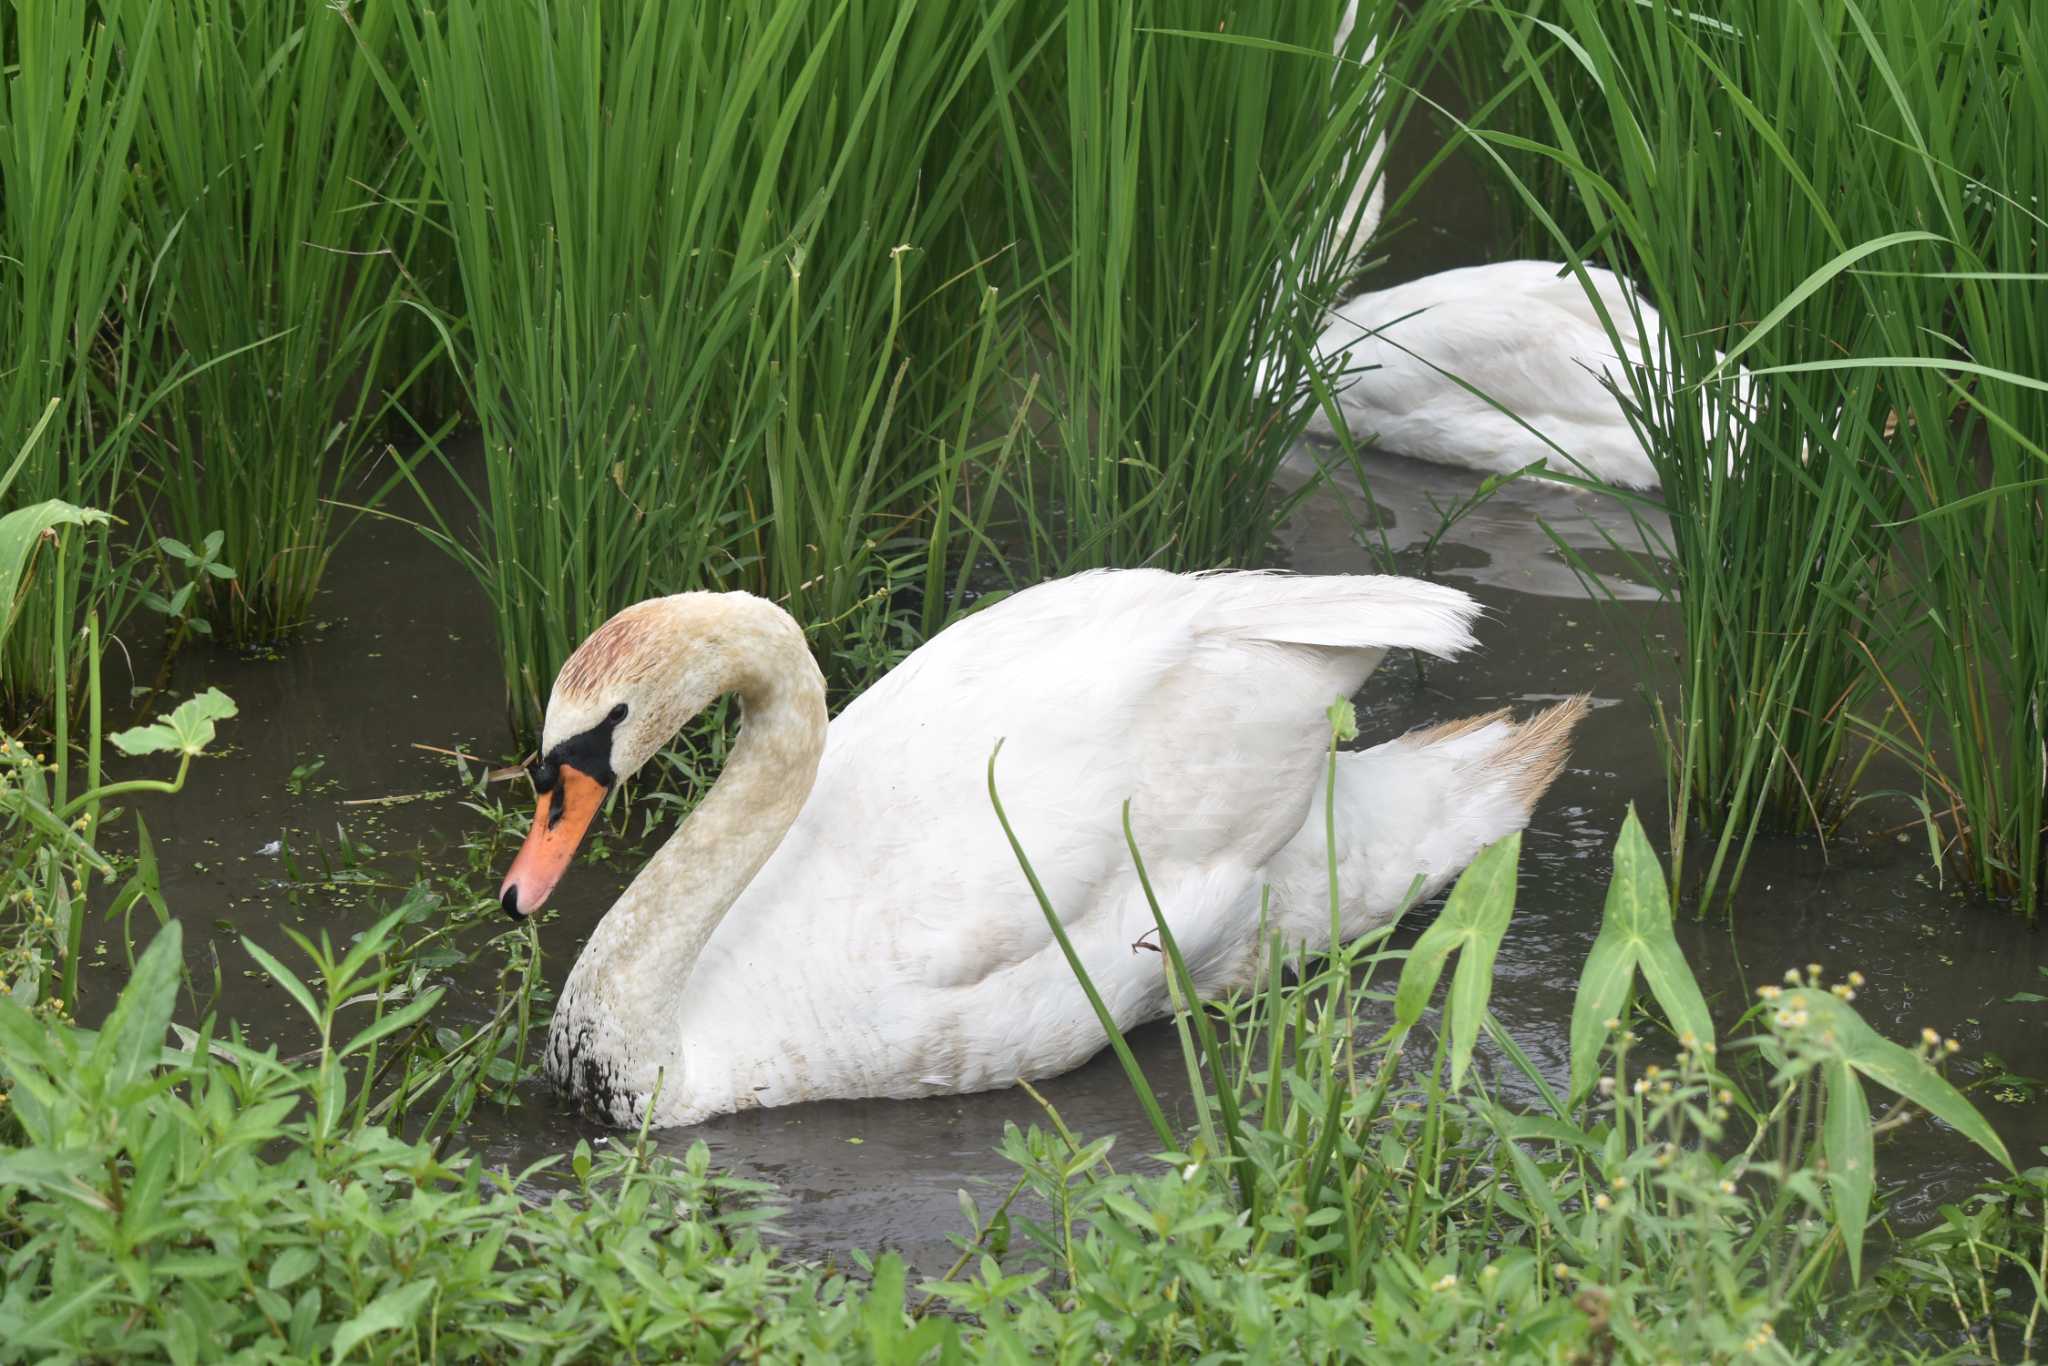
[86, 433, 2045, 1278]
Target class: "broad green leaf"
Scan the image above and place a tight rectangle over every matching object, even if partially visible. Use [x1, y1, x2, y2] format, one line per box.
[1793, 992, 2012, 1173]
[1388, 835, 1521, 1087]
[1390, 916, 1463, 1040]
[1636, 931, 1714, 1058]
[1568, 922, 1637, 1106]
[1605, 809, 1672, 941]
[1443, 833, 1520, 1089]
[1568, 808, 1714, 1104]
[87, 920, 184, 1099]
[1824, 1058, 1875, 1283]
[0, 497, 110, 656]
[329, 1280, 435, 1361]
[110, 687, 239, 757]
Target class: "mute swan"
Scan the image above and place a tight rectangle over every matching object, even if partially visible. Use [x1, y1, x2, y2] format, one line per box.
[1265, 260, 1706, 490]
[499, 569, 1585, 1128]
[1321, 0, 1384, 273]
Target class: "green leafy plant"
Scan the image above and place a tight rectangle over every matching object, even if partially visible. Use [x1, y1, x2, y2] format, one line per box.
[983, 718, 2028, 1356]
[0, 919, 878, 1361]
[139, 532, 237, 650]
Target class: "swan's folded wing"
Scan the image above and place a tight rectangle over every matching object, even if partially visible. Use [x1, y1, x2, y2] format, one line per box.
[1183, 569, 1476, 656]
[676, 570, 1482, 1090]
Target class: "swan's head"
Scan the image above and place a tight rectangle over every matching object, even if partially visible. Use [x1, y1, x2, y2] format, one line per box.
[498, 596, 732, 920]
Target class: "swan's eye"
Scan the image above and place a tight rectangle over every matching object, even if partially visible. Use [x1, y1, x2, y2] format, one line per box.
[607, 702, 628, 725]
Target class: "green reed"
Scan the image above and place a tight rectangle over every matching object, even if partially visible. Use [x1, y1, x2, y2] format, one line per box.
[984, 0, 1449, 576]
[113, 0, 430, 643]
[380, 0, 1019, 738]
[0, 0, 162, 709]
[1800, 2, 2047, 914]
[1459, 0, 2047, 907]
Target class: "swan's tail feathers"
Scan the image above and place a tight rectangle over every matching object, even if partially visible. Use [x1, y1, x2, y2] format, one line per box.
[1264, 694, 1589, 951]
[1192, 571, 1480, 659]
[1403, 693, 1586, 814]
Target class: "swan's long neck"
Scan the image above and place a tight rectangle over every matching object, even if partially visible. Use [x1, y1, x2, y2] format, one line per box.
[549, 598, 827, 1120]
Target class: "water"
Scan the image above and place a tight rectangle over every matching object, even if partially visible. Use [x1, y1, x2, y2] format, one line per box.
[86, 439, 2045, 1278]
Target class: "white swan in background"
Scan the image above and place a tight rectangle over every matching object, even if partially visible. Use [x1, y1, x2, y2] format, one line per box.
[1277, 0, 1385, 292]
[498, 569, 1585, 1128]
[1322, 0, 1385, 274]
[1265, 261, 1709, 491]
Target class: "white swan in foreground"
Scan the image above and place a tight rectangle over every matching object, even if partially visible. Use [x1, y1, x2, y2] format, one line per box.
[1265, 261, 1709, 490]
[499, 570, 1585, 1128]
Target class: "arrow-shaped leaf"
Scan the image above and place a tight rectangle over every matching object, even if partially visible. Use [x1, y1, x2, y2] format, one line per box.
[1389, 833, 1521, 1090]
[1791, 991, 2011, 1173]
[1443, 834, 1520, 1089]
[1568, 807, 1714, 1104]
[1823, 1058, 1875, 1283]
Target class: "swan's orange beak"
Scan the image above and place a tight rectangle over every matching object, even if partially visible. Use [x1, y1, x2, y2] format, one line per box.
[499, 763, 607, 920]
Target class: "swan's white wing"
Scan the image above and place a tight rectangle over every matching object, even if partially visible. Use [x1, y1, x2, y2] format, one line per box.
[1306, 261, 1668, 487]
[675, 570, 1474, 1101]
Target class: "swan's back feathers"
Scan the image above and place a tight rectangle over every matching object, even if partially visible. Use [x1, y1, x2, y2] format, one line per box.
[652, 568, 1540, 1121]
[1183, 569, 1477, 656]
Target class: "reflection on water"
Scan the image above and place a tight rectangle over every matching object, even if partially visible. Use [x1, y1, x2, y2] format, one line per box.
[1278, 439, 1672, 602]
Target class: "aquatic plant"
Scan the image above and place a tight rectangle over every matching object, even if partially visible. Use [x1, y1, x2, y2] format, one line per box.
[1, 693, 2041, 1358]
[115, 0, 432, 642]
[992, 713, 2039, 1357]
[985, 0, 1443, 577]
[0, 506, 233, 1016]
[1461, 0, 2047, 912]
[0, 3, 159, 708]
[1818, 2, 2048, 915]
[378, 0, 1022, 738]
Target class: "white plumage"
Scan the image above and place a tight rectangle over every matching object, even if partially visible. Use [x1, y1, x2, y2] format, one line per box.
[513, 569, 1584, 1128]
[1266, 260, 1688, 490]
